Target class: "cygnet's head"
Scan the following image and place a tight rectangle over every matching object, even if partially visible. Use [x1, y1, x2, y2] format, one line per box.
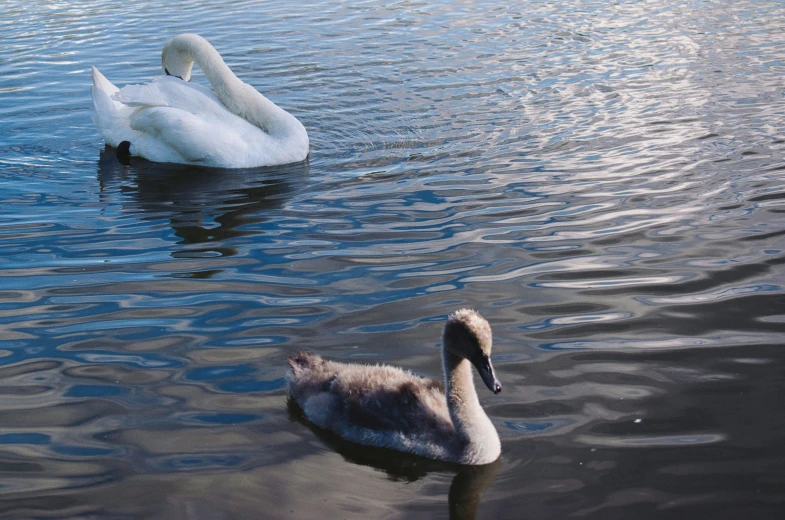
[443, 309, 502, 394]
[161, 34, 200, 81]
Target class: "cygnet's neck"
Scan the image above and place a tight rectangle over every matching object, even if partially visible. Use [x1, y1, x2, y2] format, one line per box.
[442, 349, 501, 464]
[177, 36, 307, 143]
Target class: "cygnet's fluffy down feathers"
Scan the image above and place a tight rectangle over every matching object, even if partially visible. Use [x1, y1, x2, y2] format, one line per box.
[287, 309, 502, 465]
[287, 352, 459, 460]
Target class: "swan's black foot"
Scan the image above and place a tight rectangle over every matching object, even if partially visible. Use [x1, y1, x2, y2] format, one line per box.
[116, 141, 132, 165]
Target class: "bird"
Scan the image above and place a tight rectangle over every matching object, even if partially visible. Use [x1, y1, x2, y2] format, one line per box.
[286, 309, 502, 465]
[91, 33, 309, 168]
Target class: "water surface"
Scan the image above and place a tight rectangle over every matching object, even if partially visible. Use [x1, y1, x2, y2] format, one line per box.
[2, 0, 785, 518]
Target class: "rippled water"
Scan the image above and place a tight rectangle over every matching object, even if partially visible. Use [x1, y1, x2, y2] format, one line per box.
[2, 0, 785, 518]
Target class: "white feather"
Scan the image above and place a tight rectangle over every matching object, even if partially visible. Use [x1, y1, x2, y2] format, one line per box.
[91, 34, 309, 168]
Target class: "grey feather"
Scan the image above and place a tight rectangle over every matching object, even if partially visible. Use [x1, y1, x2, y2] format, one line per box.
[286, 309, 502, 465]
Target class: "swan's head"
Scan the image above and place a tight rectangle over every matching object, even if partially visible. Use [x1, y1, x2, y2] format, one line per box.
[443, 309, 502, 394]
[161, 34, 201, 81]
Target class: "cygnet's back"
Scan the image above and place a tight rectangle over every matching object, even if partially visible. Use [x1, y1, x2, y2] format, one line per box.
[286, 309, 502, 465]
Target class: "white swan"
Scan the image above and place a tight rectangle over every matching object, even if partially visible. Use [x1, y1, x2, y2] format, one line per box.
[286, 309, 502, 465]
[91, 34, 308, 168]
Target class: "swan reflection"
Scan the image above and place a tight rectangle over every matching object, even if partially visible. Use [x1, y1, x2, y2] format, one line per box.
[96, 145, 308, 262]
[288, 398, 501, 520]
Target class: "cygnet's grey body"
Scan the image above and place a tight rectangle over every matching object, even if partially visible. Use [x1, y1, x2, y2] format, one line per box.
[286, 309, 502, 465]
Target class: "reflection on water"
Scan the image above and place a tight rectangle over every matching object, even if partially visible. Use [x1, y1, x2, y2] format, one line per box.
[288, 398, 501, 520]
[2, 0, 785, 518]
[97, 146, 309, 261]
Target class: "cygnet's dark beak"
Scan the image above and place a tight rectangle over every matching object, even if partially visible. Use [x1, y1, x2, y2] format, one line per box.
[473, 354, 502, 394]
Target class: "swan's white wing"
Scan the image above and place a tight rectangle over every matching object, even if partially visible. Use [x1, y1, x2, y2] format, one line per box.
[127, 105, 255, 166]
[108, 76, 262, 166]
[112, 76, 221, 109]
[92, 69, 304, 167]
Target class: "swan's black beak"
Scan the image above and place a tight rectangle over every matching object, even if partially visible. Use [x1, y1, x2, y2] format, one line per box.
[164, 68, 184, 81]
[473, 354, 502, 394]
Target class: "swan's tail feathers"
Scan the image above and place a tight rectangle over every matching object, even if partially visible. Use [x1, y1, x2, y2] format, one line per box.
[91, 66, 135, 148]
[286, 352, 330, 401]
[91, 66, 120, 117]
[91, 66, 119, 96]
[287, 351, 323, 373]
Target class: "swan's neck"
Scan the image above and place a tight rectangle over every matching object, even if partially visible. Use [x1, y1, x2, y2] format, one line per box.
[442, 349, 501, 463]
[179, 37, 307, 142]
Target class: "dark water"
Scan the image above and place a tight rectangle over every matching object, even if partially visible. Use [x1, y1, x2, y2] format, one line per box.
[2, 0, 785, 518]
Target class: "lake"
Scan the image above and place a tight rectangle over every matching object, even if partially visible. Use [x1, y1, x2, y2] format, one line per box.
[2, 0, 785, 518]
